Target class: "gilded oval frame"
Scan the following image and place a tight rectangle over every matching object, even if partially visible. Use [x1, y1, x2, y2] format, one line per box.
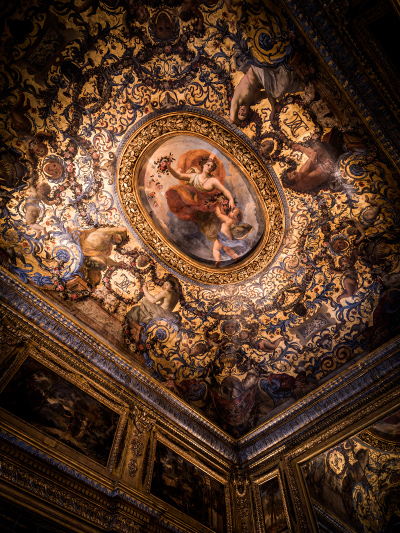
[117, 111, 285, 285]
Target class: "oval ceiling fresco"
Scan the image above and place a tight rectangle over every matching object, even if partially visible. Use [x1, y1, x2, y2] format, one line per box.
[117, 111, 286, 285]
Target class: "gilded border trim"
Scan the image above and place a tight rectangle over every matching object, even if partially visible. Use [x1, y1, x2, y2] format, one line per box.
[283, 388, 400, 532]
[117, 111, 285, 285]
[0, 271, 238, 461]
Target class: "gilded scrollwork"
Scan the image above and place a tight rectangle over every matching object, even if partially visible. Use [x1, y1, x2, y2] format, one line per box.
[0, 309, 32, 356]
[118, 112, 285, 285]
[358, 430, 400, 453]
[110, 516, 140, 533]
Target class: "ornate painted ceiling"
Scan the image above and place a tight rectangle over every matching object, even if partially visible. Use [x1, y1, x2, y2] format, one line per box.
[1, 0, 400, 440]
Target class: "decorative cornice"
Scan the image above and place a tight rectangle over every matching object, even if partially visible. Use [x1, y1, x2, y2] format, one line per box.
[2, 269, 400, 467]
[0, 437, 190, 533]
[282, 388, 400, 533]
[0, 269, 237, 461]
[0, 455, 111, 529]
[238, 337, 400, 462]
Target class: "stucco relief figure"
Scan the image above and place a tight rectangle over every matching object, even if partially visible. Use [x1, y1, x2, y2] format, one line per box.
[77, 226, 128, 288]
[230, 63, 304, 125]
[126, 277, 181, 340]
[281, 143, 335, 192]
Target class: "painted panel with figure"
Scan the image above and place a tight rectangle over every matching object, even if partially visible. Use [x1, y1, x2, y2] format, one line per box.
[0, 356, 120, 467]
[136, 134, 267, 268]
[302, 409, 400, 533]
[150, 439, 227, 532]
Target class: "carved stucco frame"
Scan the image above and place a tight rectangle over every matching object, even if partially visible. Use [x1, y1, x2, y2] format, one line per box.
[0, 343, 129, 473]
[117, 110, 285, 285]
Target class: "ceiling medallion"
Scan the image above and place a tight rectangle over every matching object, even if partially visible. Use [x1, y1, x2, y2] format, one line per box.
[118, 111, 285, 284]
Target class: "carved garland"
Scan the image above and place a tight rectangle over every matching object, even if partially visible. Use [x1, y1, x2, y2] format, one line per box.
[118, 112, 285, 285]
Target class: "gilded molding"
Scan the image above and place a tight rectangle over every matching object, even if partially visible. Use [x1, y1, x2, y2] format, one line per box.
[0, 438, 190, 533]
[0, 343, 129, 472]
[0, 313, 32, 349]
[287, 388, 400, 463]
[282, 459, 309, 533]
[3, 276, 400, 469]
[282, 389, 400, 533]
[0, 458, 111, 529]
[0, 271, 237, 461]
[117, 111, 285, 285]
[238, 339, 400, 461]
[358, 430, 400, 453]
[110, 516, 140, 533]
[146, 431, 233, 533]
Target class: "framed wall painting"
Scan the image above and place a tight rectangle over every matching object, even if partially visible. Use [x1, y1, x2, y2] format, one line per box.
[252, 470, 291, 533]
[0, 344, 128, 470]
[146, 433, 232, 533]
[299, 407, 400, 533]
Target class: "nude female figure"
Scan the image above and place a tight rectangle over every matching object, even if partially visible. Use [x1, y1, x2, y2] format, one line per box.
[126, 278, 180, 330]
